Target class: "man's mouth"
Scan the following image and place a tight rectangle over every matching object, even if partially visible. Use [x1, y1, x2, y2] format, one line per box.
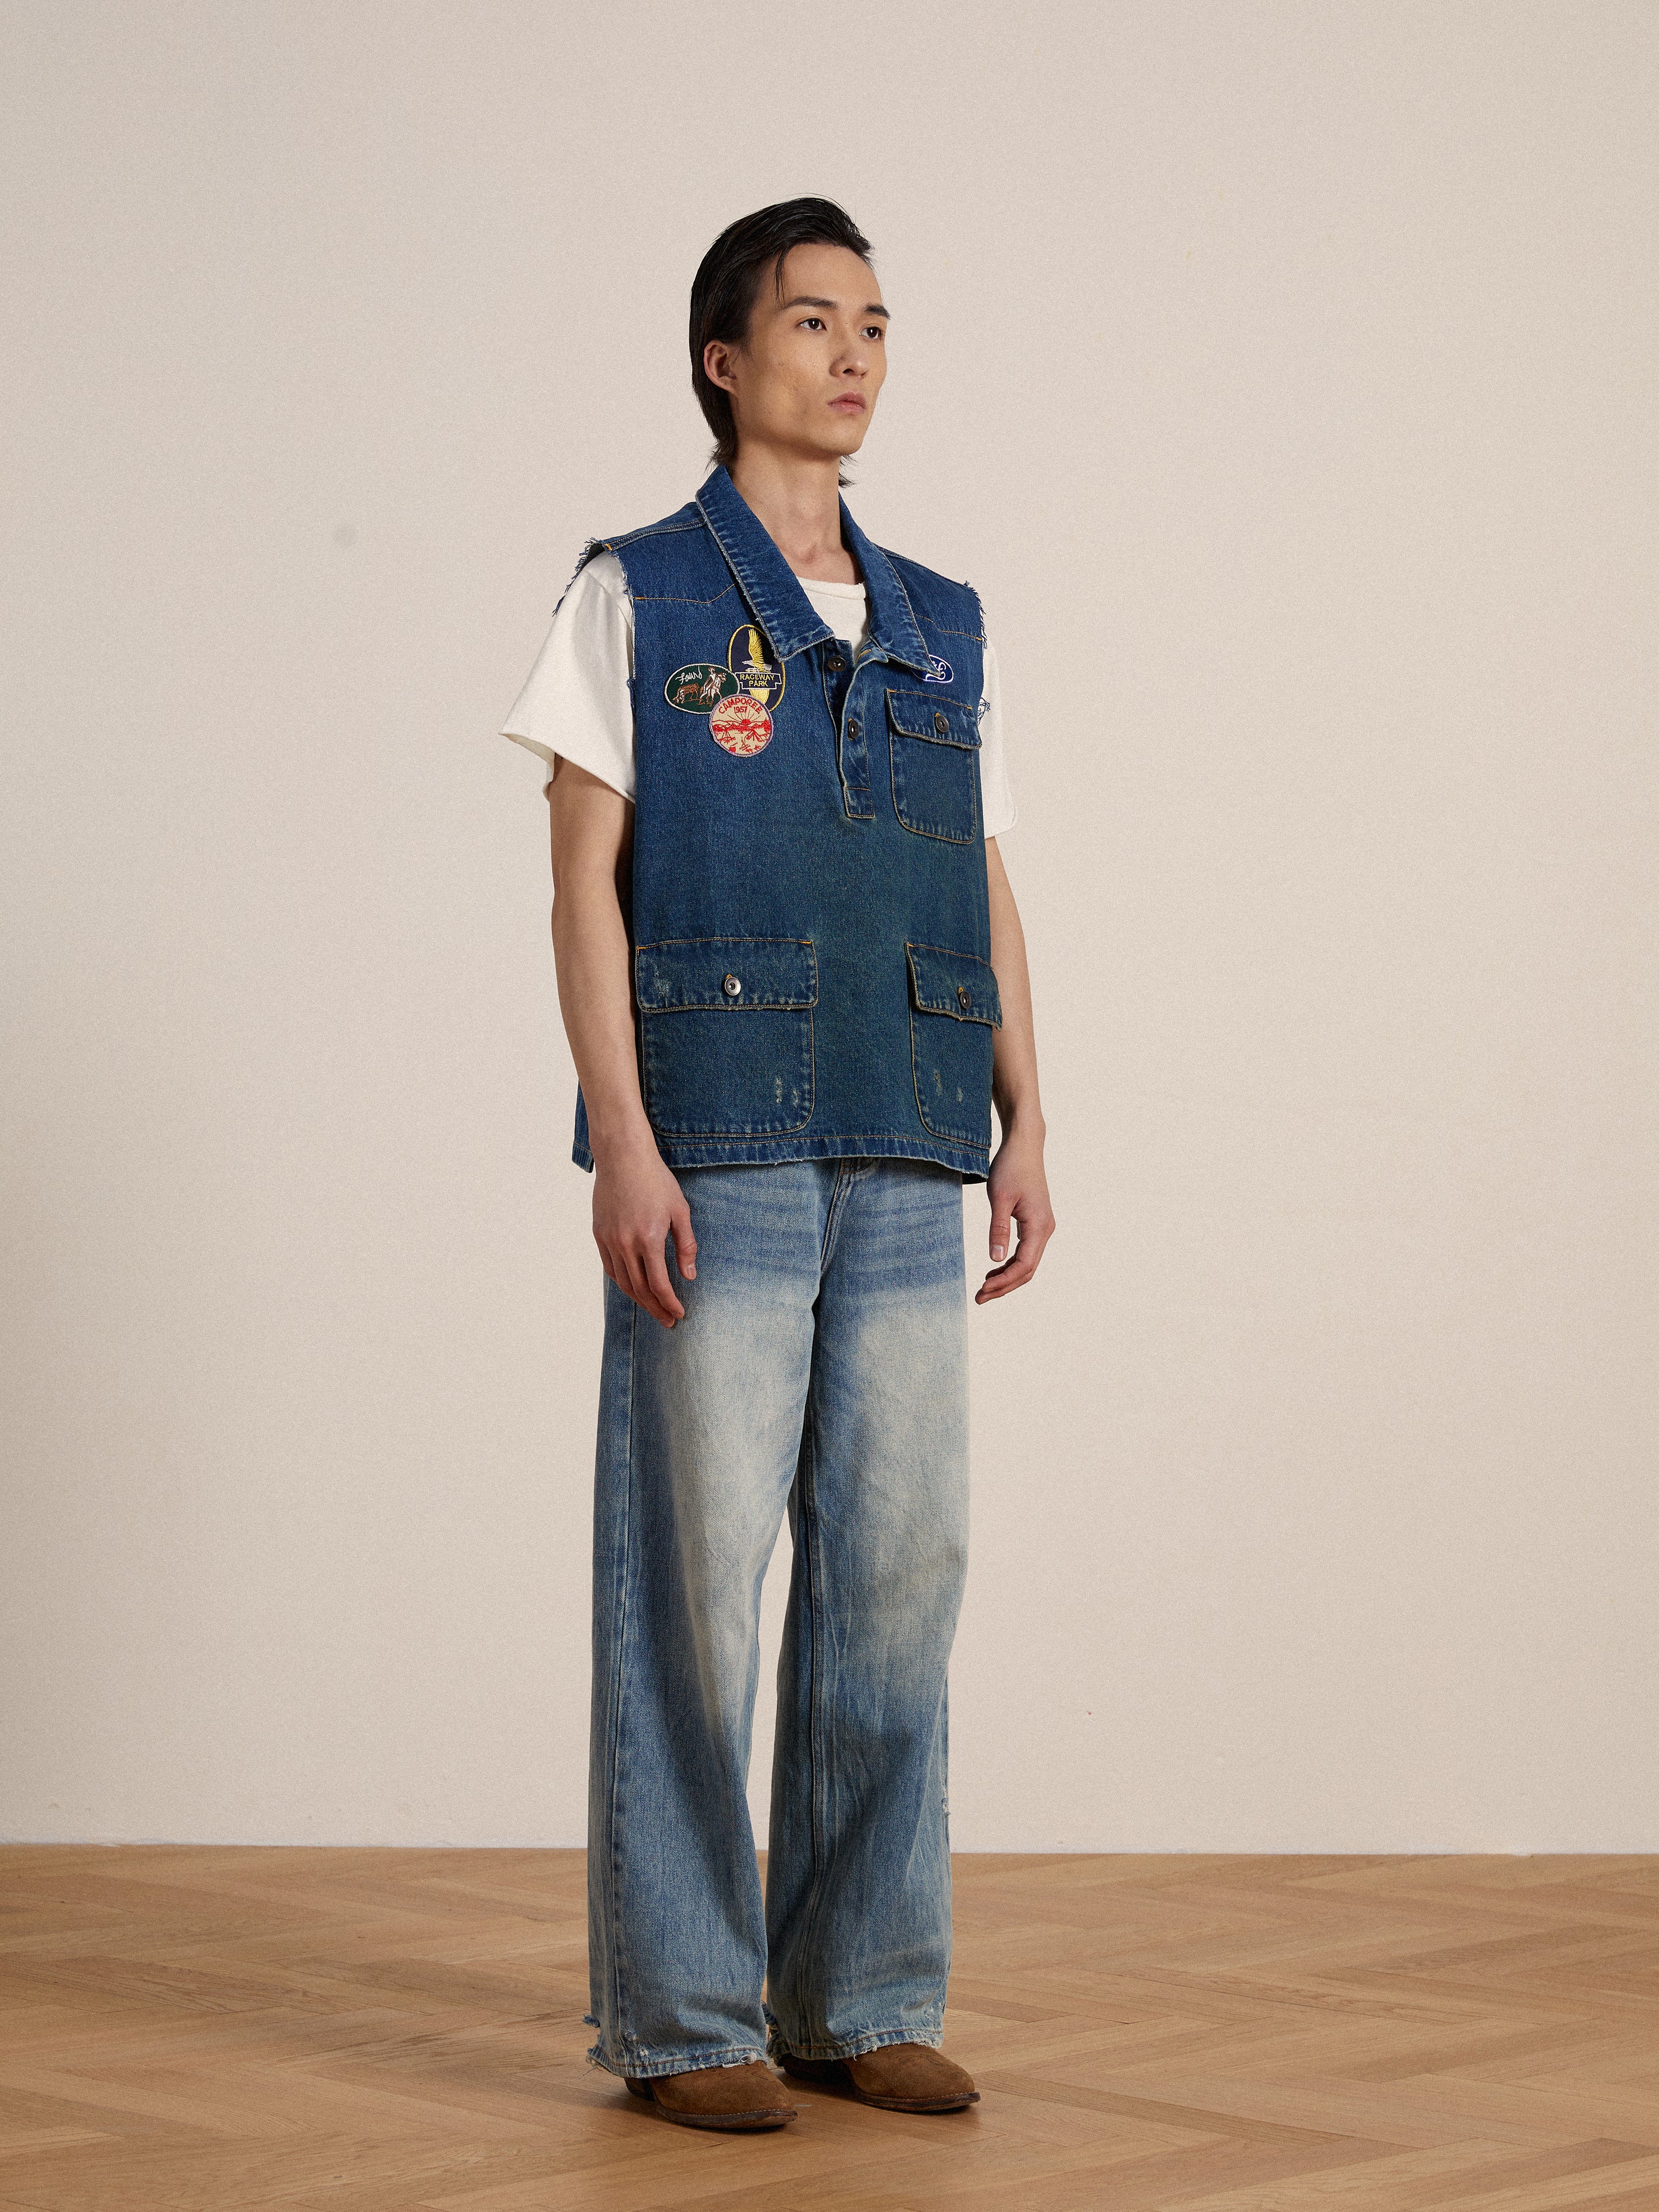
[830, 395, 866, 414]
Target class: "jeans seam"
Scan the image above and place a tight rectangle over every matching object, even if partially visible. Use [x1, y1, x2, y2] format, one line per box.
[785, 1160, 857, 2029]
[605, 1290, 639, 2047]
[792, 1384, 832, 2024]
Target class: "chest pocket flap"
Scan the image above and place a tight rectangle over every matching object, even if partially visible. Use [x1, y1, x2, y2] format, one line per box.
[885, 691, 981, 748]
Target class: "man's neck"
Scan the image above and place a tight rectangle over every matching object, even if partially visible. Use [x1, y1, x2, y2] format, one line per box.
[728, 446, 858, 584]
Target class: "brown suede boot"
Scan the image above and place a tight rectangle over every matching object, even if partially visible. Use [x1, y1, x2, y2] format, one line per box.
[623, 2059, 799, 2130]
[779, 2041, 979, 2112]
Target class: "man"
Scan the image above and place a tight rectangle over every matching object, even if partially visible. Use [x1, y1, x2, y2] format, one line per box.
[501, 199, 1054, 2133]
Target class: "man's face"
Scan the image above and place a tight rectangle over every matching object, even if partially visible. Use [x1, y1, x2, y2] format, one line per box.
[705, 241, 888, 464]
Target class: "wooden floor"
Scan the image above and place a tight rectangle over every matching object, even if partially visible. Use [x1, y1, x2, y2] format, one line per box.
[2, 1851, 1658, 2210]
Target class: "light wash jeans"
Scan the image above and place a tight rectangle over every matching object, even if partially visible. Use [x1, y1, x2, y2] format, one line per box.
[584, 1155, 969, 2080]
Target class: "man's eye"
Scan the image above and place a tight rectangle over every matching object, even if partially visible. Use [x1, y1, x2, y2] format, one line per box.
[800, 316, 825, 331]
[863, 325, 885, 340]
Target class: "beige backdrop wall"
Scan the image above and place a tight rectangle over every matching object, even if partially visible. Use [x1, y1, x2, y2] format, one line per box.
[4, 0, 1655, 1850]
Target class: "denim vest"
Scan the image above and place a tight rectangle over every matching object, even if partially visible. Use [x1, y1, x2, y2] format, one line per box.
[568, 464, 1002, 1183]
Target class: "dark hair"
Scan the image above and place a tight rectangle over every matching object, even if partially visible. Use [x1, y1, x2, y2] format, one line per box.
[690, 198, 874, 472]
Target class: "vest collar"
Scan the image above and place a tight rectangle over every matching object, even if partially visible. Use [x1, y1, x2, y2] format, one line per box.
[694, 464, 931, 675]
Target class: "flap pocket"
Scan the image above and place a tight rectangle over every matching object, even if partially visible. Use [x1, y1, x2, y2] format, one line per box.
[635, 936, 818, 1013]
[885, 690, 981, 748]
[906, 942, 1002, 1028]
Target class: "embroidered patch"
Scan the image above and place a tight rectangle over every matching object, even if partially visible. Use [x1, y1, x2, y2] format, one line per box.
[710, 693, 773, 756]
[923, 653, 954, 685]
[665, 662, 741, 713]
[728, 623, 786, 711]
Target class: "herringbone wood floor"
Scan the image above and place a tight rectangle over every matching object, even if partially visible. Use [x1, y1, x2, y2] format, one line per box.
[2, 1851, 1658, 2210]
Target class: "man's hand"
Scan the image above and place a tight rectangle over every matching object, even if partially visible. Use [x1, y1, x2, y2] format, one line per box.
[592, 1138, 698, 1328]
[976, 1126, 1055, 1304]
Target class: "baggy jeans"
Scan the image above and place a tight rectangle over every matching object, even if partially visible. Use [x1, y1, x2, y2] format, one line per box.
[584, 1156, 969, 2080]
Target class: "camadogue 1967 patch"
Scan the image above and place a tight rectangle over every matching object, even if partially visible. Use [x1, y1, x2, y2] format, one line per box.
[709, 692, 773, 756]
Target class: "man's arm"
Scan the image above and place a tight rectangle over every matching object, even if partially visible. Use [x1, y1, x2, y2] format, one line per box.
[547, 757, 695, 1327]
[980, 835, 1055, 1302]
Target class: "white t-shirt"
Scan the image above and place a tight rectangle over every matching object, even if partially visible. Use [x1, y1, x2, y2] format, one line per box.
[500, 549, 1017, 838]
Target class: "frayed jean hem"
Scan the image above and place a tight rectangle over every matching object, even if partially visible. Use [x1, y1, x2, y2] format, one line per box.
[586, 2036, 770, 2081]
[765, 2018, 946, 2064]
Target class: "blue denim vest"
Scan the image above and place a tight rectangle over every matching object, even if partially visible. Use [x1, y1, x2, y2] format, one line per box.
[568, 465, 1002, 1183]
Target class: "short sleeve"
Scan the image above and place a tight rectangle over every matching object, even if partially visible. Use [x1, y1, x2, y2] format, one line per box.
[499, 550, 637, 801]
[976, 635, 1017, 838]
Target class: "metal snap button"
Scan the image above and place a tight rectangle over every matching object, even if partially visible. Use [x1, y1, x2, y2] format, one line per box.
[934, 711, 949, 735]
[826, 653, 846, 671]
[722, 974, 742, 997]
[957, 984, 971, 1009]
[847, 718, 861, 738]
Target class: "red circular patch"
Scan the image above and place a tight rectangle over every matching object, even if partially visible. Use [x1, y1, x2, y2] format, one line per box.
[709, 693, 773, 756]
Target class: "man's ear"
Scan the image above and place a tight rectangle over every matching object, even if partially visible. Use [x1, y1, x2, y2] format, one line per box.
[703, 337, 740, 396]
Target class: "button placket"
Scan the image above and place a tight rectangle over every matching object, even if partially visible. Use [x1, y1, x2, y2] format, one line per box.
[837, 652, 874, 820]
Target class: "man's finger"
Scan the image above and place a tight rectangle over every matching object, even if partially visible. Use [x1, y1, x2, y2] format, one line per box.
[977, 1253, 1036, 1300]
[641, 1238, 687, 1324]
[975, 1216, 1053, 1300]
[988, 1199, 1016, 1265]
[669, 1200, 698, 1282]
[620, 1245, 676, 1327]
